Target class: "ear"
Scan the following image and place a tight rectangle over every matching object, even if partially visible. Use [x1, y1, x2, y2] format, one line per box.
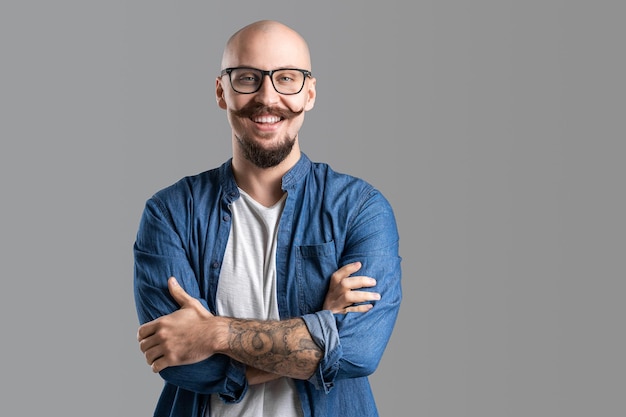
[304, 76, 316, 111]
[216, 77, 227, 110]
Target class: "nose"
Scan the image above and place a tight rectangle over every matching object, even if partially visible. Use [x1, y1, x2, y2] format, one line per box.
[254, 73, 280, 105]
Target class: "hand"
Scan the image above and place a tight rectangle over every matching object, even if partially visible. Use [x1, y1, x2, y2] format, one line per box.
[323, 262, 381, 314]
[245, 366, 283, 385]
[137, 277, 218, 373]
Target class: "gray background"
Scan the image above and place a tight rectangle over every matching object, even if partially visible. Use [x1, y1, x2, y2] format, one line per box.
[1, 1, 624, 416]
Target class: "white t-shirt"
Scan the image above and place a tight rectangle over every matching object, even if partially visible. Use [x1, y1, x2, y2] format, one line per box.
[209, 189, 303, 417]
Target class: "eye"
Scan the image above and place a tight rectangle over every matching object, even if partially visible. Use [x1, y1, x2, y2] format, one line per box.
[274, 71, 300, 84]
[234, 70, 261, 84]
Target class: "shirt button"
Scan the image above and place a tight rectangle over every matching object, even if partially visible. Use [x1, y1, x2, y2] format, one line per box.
[212, 261, 220, 269]
[223, 214, 230, 222]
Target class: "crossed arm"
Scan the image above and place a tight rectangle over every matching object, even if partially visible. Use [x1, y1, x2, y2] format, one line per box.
[137, 261, 380, 383]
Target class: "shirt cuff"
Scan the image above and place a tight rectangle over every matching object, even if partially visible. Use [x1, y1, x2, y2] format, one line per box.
[301, 310, 342, 393]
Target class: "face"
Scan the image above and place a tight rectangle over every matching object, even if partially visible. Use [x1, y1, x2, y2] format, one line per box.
[216, 22, 316, 168]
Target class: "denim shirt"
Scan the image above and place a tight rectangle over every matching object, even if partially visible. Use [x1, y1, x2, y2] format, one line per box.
[134, 153, 402, 417]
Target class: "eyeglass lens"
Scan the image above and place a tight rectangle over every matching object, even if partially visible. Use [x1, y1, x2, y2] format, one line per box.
[229, 68, 306, 94]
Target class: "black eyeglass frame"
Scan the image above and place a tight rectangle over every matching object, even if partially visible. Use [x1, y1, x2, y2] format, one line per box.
[220, 67, 312, 95]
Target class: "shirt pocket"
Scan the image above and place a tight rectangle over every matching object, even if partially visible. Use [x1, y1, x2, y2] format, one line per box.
[296, 242, 337, 313]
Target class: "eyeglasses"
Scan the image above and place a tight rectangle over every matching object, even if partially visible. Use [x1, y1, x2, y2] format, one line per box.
[220, 67, 312, 95]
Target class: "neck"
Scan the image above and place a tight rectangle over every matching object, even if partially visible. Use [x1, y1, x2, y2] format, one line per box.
[232, 147, 300, 207]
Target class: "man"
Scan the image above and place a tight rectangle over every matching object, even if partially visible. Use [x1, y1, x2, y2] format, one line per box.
[134, 20, 402, 417]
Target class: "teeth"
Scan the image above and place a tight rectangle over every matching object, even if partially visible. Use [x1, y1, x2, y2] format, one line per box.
[253, 116, 281, 123]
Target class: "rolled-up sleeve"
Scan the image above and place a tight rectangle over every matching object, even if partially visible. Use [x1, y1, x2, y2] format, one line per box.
[301, 310, 342, 392]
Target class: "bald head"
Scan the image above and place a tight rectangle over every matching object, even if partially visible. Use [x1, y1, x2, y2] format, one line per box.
[221, 20, 312, 71]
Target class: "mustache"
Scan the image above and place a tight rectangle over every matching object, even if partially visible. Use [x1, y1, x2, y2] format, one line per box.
[231, 102, 304, 120]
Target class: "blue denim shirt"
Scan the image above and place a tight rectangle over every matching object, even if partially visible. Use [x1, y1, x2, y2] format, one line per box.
[134, 153, 402, 417]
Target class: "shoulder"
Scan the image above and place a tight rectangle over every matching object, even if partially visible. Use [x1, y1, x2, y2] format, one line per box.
[309, 160, 387, 203]
[151, 162, 228, 204]
[143, 161, 234, 222]
[302, 160, 396, 228]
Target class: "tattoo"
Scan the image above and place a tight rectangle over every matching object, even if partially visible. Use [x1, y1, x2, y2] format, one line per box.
[228, 318, 322, 378]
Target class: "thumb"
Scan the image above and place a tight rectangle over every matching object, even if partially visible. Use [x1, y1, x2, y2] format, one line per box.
[168, 277, 194, 307]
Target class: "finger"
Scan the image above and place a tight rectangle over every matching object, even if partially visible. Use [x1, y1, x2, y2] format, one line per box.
[144, 345, 164, 367]
[340, 276, 377, 290]
[138, 334, 160, 354]
[150, 355, 169, 373]
[168, 276, 194, 307]
[137, 321, 157, 341]
[343, 261, 362, 273]
[344, 289, 381, 304]
[331, 262, 362, 283]
[344, 304, 374, 313]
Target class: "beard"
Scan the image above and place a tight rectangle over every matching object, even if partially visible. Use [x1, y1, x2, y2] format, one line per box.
[231, 102, 303, 169]
[235, 132, 296, 169]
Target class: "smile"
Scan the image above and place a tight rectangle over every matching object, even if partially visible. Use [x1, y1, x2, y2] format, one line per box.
[252, 115, 283, 124]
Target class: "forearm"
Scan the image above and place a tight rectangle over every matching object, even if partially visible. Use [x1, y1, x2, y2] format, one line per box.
[215, 316, 322, 380]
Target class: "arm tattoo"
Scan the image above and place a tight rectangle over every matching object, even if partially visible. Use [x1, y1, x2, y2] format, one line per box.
[227, 318, 322, 379]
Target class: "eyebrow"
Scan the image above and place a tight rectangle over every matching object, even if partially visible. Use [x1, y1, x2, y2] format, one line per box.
[233, 65, 305, 70]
